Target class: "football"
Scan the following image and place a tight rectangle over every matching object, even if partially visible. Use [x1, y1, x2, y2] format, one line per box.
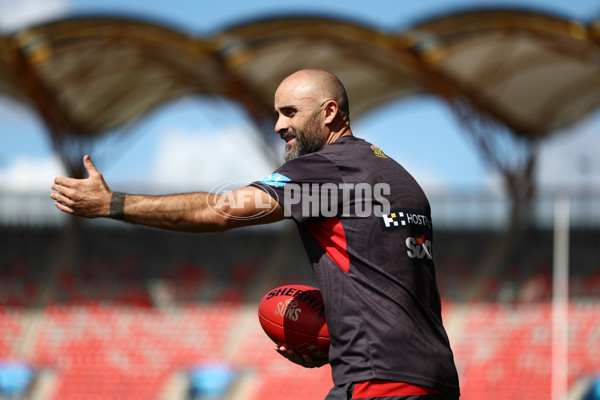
[258, 284, 329, 359]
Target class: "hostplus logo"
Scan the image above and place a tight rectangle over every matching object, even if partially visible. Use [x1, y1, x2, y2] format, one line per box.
[380, 208, 431, 231]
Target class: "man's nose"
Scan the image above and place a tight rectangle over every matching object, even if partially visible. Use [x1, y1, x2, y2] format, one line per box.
[274, 117, 289, 135]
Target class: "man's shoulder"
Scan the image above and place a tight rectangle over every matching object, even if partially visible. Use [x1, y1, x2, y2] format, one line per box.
[262, 151, 341, 185]
[319, 136, 395, 166]
[313, 136, 369, 159]
[326, 135, 368, 149]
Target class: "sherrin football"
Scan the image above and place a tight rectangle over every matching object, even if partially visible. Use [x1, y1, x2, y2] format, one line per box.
[258, 284, 329, 359]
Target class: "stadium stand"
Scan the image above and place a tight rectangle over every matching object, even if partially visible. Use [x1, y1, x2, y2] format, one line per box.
[0, 309, 27, 359]
[450, 302, 600, 400]
[32, 304, 242, 400]
[233, 312, 334, 400]
[0, 224, 598, 400]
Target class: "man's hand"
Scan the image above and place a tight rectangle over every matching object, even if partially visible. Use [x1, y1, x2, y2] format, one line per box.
[276, 345, 329, 368]
[51, 155, 112, 218]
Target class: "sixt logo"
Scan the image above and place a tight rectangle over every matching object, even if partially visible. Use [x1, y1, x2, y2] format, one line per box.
[380, 208, 432, 231]
[406, 235, 432, 259]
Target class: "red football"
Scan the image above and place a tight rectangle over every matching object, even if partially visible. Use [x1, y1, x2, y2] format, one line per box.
[258, 284, 329, 359]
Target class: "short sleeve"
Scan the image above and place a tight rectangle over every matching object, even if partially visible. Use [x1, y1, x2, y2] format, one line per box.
[250, 153, 345, 224]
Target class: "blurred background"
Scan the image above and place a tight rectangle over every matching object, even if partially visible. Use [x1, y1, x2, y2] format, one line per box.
[0, 0, 599, 399]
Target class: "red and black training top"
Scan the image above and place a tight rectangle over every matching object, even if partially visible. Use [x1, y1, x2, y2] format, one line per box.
[251, 136, 460, 396]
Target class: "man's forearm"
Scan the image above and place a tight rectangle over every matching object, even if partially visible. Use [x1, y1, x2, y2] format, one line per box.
[110, 192, 229, 233]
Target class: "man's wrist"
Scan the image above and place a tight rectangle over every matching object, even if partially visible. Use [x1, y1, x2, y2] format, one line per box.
[109, 192, 126, 220]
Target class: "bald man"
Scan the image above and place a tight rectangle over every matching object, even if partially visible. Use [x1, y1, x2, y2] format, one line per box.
[51, 69, 460, 400]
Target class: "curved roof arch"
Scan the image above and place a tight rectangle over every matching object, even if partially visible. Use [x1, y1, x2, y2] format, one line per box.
[3, 16, 224, 137]
[405, 9, 600, 137]
[208, 15, 424, 120]
[0, 8, 598, 178]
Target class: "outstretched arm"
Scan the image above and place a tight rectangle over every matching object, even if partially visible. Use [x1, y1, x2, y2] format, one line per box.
[51, 155, 284, 232]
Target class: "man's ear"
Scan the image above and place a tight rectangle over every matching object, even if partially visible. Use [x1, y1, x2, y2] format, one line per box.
[323, 100, 339, 125]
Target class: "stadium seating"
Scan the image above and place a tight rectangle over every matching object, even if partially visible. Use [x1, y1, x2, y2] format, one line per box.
[0, 226, 598, 400]
[451, 302, 600, 400]
[227, 311, 334, 400]
[5, 300, 594, 400]
[0, 309, 27, 359]
[32, 304, 242, 400]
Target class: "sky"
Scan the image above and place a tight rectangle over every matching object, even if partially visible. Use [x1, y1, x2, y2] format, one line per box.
[0, 0, 599, 200]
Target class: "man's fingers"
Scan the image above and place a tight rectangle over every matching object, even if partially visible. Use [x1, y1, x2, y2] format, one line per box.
[53, 176, 75, 188]
[53, 200, 74, 214]
[51, 181, 68, 193]
[274, 346, 325, 368]
[50, 191, 73, 207]
[51, 184, 77, 202]
[276, 345, 295, 359]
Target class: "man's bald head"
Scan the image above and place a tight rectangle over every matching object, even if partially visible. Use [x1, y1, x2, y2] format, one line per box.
[277, 69, 350, 122]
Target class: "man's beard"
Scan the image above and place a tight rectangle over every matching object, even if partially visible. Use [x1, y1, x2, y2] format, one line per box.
[283, 114, 324, 162]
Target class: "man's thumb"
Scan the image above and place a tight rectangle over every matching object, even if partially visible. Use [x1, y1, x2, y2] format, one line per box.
[83, 155, 99, 176]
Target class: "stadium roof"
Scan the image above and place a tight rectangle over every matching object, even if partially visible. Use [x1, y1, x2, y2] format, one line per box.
[2, 9, 599, 136]
[0, 8, 599, 176]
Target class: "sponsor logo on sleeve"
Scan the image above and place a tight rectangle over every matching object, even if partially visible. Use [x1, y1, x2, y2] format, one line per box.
[260, 173, 291, 187]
